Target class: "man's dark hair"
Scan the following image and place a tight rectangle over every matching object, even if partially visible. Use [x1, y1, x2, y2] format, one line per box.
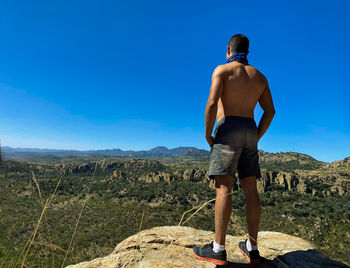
[228, 34, 249, 54]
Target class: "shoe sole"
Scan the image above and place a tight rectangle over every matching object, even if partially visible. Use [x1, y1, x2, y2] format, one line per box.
[238, 246, 261, 264]
[192, 249, 228, 265]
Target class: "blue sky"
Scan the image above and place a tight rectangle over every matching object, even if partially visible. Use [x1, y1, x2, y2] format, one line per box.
[0, 0, 349, 162]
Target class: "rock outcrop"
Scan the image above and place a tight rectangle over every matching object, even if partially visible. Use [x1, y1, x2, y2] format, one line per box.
[130, 166, 347, 196]
[258, 151, 326, 169]
[65, 226, 348, 268]
[138, 172, 173, 184]
[57, 159, 166, 175]
[181, 168, 347, 196]
[52, 157, 348, 196]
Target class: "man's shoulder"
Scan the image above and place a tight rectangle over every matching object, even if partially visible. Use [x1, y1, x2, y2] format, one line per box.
[213, 64, 225, 74]
[212, 64, 234, 77]
[247, 65, 268, 83]
[245, 63, 262, 73]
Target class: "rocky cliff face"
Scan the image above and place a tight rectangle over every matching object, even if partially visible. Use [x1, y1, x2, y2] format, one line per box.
[132, 168, 348, 196]
[54, 157, 348, 196]
[138, 171, 173, 184]
[65, 225, 347, 268]
[57, 159, 165, 175]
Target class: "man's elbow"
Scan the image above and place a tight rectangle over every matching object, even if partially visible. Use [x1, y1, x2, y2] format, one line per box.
[206, 99, 217, 109]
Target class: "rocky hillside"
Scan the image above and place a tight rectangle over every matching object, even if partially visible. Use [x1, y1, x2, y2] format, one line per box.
[1, 155, 348, 198]
[258, 151, 327, 170]
[46, 157, 349, 197]
[65, 226, 348, 268]
[133, 168, 348, 196]
[1, 158, 349, 267]
[325, 156, 350, 170]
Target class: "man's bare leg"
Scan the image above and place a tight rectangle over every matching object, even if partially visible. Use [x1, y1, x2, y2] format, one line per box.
[214, 175, 234, 245]
[239, 176, 261, 246]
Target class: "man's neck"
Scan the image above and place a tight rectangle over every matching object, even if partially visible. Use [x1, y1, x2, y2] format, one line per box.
[226, 53, 248, 64]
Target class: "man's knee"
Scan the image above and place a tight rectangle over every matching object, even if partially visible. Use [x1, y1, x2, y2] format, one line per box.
[239, 176, 259, 195]
[214, 175, 234, 191]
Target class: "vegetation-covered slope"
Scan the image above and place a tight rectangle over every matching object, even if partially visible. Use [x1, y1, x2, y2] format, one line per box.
[0, 154, 349, 267]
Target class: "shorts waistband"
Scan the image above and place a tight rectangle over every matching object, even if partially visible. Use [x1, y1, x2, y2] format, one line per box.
[217, 116, 256, 125]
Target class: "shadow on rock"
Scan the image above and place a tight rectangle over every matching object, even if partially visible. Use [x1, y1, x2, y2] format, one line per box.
[218, 249, 349, 268]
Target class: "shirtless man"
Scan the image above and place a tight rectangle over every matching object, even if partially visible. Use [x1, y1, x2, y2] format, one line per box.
[193, 34, 275, 265]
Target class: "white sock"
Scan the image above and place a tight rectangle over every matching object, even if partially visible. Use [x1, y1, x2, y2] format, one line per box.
[246, 238, 258, 251]
[212, 240, 225, 253]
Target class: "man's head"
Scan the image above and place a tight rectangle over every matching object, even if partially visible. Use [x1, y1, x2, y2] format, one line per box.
[227, 33, 249, 59]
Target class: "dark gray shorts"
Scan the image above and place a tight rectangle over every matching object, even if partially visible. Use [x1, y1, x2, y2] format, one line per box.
[208, 116, 261, 181]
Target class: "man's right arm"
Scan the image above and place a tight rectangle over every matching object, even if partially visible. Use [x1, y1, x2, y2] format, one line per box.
[257, 80, 275, 142]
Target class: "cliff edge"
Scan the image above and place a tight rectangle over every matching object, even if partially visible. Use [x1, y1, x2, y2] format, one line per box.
[66, 225, 348, 268]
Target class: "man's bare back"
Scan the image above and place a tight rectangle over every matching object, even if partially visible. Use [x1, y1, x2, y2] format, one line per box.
[205, 61, 275, 146]
[216, 62, 268, 122]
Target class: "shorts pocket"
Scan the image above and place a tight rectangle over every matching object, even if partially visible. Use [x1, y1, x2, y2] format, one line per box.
[209, 143, 237, 172]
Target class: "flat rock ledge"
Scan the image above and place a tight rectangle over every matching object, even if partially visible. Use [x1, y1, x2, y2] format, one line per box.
[66, 225, 348, 268]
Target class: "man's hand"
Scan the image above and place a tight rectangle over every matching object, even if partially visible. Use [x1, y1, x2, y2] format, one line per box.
[206, 135, 215, 148]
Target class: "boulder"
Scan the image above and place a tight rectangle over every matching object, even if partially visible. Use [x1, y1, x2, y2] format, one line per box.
[65, 225, 348, 268]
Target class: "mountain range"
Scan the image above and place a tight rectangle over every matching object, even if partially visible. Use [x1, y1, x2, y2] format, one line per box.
[1, 145, 208, 159]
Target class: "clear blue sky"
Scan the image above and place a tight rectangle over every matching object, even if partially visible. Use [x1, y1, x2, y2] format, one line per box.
[1, 0, 349, 162]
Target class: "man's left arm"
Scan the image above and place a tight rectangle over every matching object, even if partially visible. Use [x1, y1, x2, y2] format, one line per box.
[205, 66, 224, 147]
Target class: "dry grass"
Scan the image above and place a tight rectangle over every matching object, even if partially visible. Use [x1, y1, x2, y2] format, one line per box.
[32, 242, 67, 254]
[133, 209, 145, 267]
[9, 161, 98, 268]
[31, 171, 57, 267]
[0, 251, 9, 268]
[60, 161, 98, 268]
[15, 175, 62, 268]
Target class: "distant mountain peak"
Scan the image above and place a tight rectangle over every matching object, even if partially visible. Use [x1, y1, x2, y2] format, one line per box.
[149, 146, 169, 152]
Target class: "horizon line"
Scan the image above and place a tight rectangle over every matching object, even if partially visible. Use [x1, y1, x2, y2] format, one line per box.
[2, 144, 348, 164]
